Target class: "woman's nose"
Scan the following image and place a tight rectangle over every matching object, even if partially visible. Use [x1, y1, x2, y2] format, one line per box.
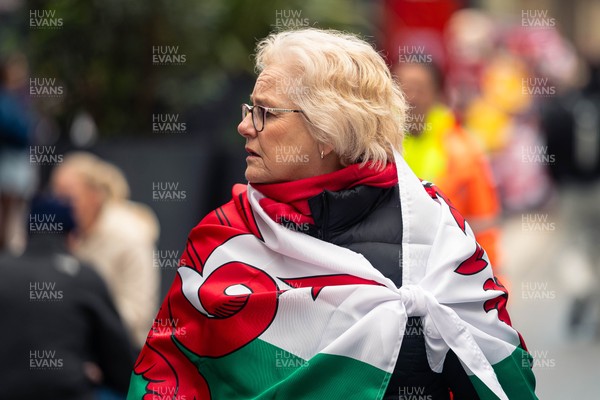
[238, 113, 257, 138]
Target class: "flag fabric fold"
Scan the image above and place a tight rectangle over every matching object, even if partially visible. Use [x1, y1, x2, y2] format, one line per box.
[127, 153, 537, 399]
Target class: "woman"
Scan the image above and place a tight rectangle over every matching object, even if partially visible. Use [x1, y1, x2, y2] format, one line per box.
[128, 29, 536, 400]
[51, 152, 160, 349]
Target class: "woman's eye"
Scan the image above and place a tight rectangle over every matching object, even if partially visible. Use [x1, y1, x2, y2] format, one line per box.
[265, 111, 275, 118]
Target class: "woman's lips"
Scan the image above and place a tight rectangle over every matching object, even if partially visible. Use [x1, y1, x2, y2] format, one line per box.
[245, 147, 261, 157]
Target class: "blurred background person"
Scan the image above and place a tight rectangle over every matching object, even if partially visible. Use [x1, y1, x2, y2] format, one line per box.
[51, 152, 160, 349]
[0, 52, 37, 255]
[0, 195, 134, 399]
[462, 30, 554, 214]
[539, 49, 600, 335]
[443, 8, 496, 123]
[394, 60, 503, 270]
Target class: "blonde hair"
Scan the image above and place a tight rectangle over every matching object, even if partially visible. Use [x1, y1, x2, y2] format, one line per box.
[58, 152, 130, 201]
[255, 28, 407, 167]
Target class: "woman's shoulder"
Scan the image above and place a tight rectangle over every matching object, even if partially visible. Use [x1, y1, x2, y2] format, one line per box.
[193, 183, 260, 237]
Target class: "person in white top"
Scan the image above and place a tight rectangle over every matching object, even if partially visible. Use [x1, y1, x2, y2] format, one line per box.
[51, 152, 159, 348]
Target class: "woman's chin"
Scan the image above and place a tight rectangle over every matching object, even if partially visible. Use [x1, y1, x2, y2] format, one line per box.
[245, 168, 268, 184]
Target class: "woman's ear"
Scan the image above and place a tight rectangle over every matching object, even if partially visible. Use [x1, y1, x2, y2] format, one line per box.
[319, 143, 335, 158]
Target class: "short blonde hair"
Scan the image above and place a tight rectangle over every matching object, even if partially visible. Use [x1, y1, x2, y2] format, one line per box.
[57, 152, 130, 201]
[255, 28, 407, 167]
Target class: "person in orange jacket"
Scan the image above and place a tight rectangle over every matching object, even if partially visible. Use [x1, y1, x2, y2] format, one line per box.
[395, 61, 502, 269]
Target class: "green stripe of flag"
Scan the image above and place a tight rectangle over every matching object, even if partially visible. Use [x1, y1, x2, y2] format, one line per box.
[470, 346, 538, 399]
[128, 337, 391, 399]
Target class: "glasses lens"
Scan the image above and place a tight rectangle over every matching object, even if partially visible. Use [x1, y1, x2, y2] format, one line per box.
[241, 104, 247, 122]
[253, 106, 264, 132]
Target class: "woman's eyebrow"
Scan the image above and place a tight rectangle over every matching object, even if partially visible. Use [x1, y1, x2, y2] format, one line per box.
[250, 95, 273, 107]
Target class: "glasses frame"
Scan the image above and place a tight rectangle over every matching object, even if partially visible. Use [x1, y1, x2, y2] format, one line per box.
[241, 103, 303, 132]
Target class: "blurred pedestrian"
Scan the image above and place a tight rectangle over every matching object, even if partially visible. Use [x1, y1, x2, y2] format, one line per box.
[51, 152, 160, 349]
[0, 52, 37, 255]
[540, 54, 600, 336]
[0, 195, 134, 399]
[395, 61, 503, 269]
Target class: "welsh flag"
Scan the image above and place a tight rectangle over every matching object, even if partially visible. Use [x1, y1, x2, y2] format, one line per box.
[127, 154, 537, 399]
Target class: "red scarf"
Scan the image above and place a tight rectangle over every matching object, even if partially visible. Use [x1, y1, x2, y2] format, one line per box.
[253, 162, 398, 225]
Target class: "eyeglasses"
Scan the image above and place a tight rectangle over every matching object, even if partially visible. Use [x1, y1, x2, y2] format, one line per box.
[241, 103, 303, 132]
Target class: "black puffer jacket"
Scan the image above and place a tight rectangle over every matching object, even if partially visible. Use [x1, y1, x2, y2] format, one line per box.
[299, 184, 479, 400]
